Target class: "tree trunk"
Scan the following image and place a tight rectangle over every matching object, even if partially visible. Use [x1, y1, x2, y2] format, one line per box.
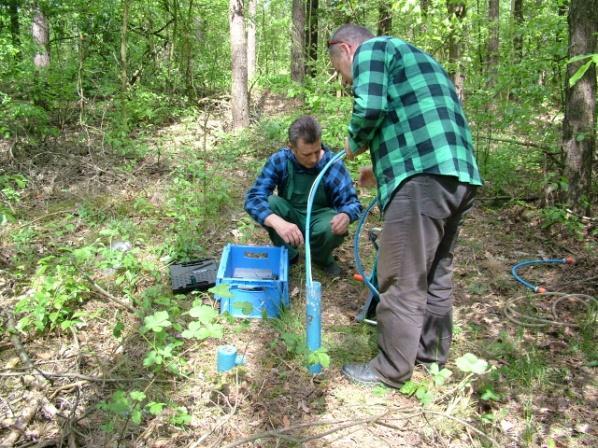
[120, 0, 129, 93]
[9, 0, 20, 48]
[511, 0, 523, 62]
[377, 0, 392, 36]
[562, 0, 597, 214]
[229, 0, 249, 129]
[291, 0, 305, 83]
[487, 0, 499, 87]
[305, 0, 318, 78]
[247, 0, 257, 81]
[32, 4, 49, 68]
[182, 0, 195, 98]
[446, 0, 467, 101]
[421, 0, 430, 17]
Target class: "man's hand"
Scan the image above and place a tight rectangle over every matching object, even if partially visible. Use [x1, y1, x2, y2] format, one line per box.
[264, 214, 304, 247]
[344, 137, 368, 160]
[359, 166, 377, 188]
[330, 213, 350, 236]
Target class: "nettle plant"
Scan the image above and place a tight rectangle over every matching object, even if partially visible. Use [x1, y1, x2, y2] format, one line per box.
[14, 239, 156, 333]
[399, 353, 494, 406]
[140, 298, 223, 375]
[97, 389, 191, 433]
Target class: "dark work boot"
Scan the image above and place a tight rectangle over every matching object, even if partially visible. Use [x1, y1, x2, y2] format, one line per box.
[341, 363, 383, 386]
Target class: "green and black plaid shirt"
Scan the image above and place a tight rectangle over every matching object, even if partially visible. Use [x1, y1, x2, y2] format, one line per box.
[348, 37, 483, 210]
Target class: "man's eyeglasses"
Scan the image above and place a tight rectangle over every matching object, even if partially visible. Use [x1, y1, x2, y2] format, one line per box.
[327, 39, 345, 49]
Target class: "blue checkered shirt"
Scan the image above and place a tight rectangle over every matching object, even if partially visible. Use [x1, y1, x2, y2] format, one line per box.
[245, 146, 362, 225]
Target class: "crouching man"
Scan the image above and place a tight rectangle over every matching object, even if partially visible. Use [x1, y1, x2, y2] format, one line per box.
[244, 115, 362, 275]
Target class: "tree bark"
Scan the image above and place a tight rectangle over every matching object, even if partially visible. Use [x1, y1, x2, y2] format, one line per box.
[487, 0, 499, 87]
[421, 0, 430, 17]
[291, 0, 305, 83]
[9, 0, 20, 48]
[446, 0, 467, 101]
[120, 0, 129, 93]
[247, 0, 257, 81]
[305, 0, 318, 78]
[377, 0, 392, 36]
[229, 0, 249, 129]
[32, 3, 49, 68]
[562, 0, 597, 213]
[511, 0, 523, 62]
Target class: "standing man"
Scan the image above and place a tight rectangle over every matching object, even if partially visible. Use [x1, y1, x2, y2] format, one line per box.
[244, 115, 362, 276]
[328, 24, 482, 388]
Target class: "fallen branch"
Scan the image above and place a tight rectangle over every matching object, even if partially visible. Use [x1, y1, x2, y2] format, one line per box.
[478, 135, 554, 151]
[1, 308, 53, 385]
[0, 393, 42, 447]
[81, 272, 137, 314]
[0, 370, 151, 383]
[219, 413, 391, 448]
[422, 409, 501, 448]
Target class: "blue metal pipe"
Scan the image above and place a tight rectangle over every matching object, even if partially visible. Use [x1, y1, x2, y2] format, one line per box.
[511, 257, 574, 292]
[304, 151, 345, 374]
[306, 281, 322, 374]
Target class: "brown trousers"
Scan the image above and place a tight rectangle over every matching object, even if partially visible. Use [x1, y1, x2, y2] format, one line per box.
[370, 175, 477, 388]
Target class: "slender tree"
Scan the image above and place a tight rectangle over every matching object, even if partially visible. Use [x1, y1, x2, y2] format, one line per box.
[305, 0, 318, 77]
[229, 0, 249, 129]
[446, 0, 467, 101]
[511, 0, 523, 62]
[487, 0, 499, 87]
[120, 0, 129, 93]
[247, 0, 257, 81]
[377, 0, 392, 36]
[291, 0, 305, 83]
[561, 0, 597, 213]
[32, 3, 49, 68]
[8, 0, 20, 48]
[420, 0, 430, 17]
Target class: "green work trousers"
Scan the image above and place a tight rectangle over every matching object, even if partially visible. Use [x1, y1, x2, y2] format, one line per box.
[266, 195, 344, 267]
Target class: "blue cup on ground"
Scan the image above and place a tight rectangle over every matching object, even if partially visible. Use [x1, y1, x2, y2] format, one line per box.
[217, 345, 245, 373]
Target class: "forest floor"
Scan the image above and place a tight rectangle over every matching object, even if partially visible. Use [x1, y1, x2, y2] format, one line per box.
[0, 93, 596, 448]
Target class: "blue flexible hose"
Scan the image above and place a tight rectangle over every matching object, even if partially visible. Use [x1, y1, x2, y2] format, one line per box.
[353, 196, 381, 298]
[511, 257, 574, 292]
[304, 151, 346, 288]
[304, 150, 345, 374]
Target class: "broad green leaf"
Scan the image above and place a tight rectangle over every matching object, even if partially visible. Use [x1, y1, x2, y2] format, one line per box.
[399, 380, 418, 396]
[143, 311, 171, 333]
[480, 388, 500, 401]
[433, 368, 453, 386]
[129, 391, 146, 402]
[569, 60, 593, 87]
[188, 304, 218, 323]
[209, 283, 234, 298]
[145, 402, 166, 416]
[113, 321, 124, 338]
[415, 386, 434, 405]
[455, 353, 489, 374]
[131, 409, 142, 425]
[232, 300, 254, 315]
[143, 350, 162, 367]
[567, 54, 593, 64]
[170, 407, 192, 426]
[182, 321, 223, 340]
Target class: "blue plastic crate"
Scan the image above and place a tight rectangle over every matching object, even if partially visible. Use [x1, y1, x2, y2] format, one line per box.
[214, 244, 289, 318]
